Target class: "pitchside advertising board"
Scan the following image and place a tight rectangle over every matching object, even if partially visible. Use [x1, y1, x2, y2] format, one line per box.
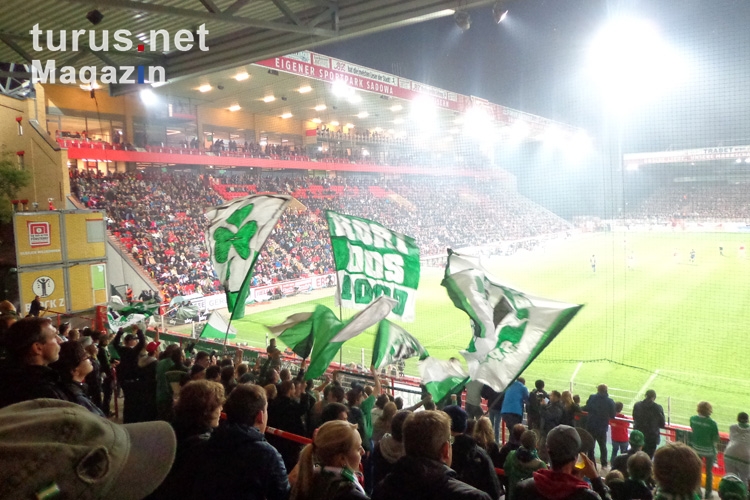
[13, 211, 108, 314]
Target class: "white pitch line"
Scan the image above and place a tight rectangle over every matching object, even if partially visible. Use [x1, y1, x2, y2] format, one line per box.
[569, 362, 583, 386]
[632, 369, 660, 406]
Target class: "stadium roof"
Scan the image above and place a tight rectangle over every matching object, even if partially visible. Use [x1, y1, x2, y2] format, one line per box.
[0, 0, 496, 94]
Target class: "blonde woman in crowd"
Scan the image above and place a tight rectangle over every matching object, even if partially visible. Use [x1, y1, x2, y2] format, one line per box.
[291, 420, 368, 500]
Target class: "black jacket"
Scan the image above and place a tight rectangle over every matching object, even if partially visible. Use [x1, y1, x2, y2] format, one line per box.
[541, 401, 565, 434]
[0, 362, 71, 409]
[583, 392, 616, 435]
[154, 422, 290, 500]
[372, 455, 492, 500]
[451, 434, 503, 499]
[113, 328, 145, 381]
[632, 399, 665, 439]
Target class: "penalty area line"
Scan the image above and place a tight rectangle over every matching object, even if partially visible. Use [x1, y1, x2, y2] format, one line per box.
[632, 369, 659, 406]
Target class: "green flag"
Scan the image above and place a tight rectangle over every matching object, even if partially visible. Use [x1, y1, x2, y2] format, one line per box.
[200, 311, 236, 340]
[106, 299, 158, 332]
[305, 305, 348, 380]
[266, 312, 315, 359]
[372, 320, 429, 370]
[442, 250, 583, 393]
[418, 356, 470, 403]
[326, 211, 420, 321]
[205, 194, 291, 320]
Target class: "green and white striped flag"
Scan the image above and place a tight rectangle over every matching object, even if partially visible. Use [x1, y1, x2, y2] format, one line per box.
[200, 311, 236, 340]
[442, 250, 583, 393]
[418, 356, 470, 403]
[205, 194, 291, 320]
[326, 211, 420, 321]
[372, 320, 429, 370]
[105, 300, 159, 332]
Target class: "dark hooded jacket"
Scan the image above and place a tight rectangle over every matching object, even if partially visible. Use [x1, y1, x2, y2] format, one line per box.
[451, 434, 502, 499]
[516, 469, 612, 500]
[151, 421, 290, 500]
[0, 362, 71, 409]
[372, 455, 492, 500]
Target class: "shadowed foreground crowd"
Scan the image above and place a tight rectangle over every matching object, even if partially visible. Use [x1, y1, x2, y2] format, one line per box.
[0, 316, 748, 500]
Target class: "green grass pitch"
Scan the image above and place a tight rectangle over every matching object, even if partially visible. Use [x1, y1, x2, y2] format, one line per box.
[231, 231, 750, 429]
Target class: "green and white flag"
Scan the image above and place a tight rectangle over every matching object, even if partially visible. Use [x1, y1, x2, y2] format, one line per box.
[330, 295, 397, 342]
[205, 194, 291, 320]
[326, 211, 420, 321]
[372, 320, 429, 370]
[442, 250, 583, 393]
[200, 311, 236, 340]
[266, 312, 315, 359]
[106, 300, 159, 332]
[268, 303, 388, 379]
[418, 356, 470, 403]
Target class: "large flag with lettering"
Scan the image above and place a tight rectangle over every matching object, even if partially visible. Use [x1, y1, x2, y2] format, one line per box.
[372, 320, 429, 370]
[326, 211, 420, 321]
[200, 311, 236, 340]
[442, 250, 583, 393]
[418, 356, 470, 403]
[205, 194, 291, 320]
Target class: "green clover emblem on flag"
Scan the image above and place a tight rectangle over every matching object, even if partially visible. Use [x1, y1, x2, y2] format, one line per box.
[213, 204, 258, 270]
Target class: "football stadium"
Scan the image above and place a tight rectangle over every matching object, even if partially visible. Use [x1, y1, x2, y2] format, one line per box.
[1, 0, 749, 497]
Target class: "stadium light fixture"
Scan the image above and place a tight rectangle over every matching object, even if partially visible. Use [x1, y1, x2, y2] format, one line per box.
[139, 89, 157, 106]
[234, 71, 249, 81]
[198, 84, 212, 93]
[263, 95, 276, 103]
[736, 158, 742, 164]
[348, 94, 362, 104]
[390, 104, 403, 112]
[312, 118, 322, 124]
[281, 112, 293, 119]
[356, 111, 369, 119]
[314, 104, 327, 111]
[228, 104, 241, 112]
[588, 17, 687, 113]
[492, 2, 508, 24]
[329, 121, 339, 127]
[345, 123, 355, 128]
[332, 81, 353, 98]
[454, 11, 471, 31]
[298, 85, 312, 94]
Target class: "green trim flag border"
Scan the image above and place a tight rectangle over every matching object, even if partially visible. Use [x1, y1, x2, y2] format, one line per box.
[326, 211, 420, 321]
[200, 311, 236, 340]
[372, 320, 429, 370]
[205, 194, 291, 320]
[442, 249, 583, 393]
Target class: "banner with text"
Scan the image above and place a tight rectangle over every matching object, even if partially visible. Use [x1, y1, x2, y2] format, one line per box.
[326, 211, 420, 321]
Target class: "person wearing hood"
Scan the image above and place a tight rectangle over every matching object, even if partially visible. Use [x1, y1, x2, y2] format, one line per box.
[373, 410, 410, 485]
[504, 430, 548, 500]
[516, 424, 612, 500]
[724, 412, 750, 486]
[371, 410, 491, 500]
[632, 390, 666, 458]
[583, 384, 616, 469]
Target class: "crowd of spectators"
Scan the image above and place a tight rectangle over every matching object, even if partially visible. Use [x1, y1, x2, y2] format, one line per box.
[72, 169, 571, 300]
[631, 184, 750, 220]
[1, 315, 748, 500]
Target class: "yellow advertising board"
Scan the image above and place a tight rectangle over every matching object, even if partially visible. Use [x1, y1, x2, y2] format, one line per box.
[18, 267, 66, 315]
[13, 213, 63, 266]
[64, 212, 106, 261]
[68, 263, 108, 312]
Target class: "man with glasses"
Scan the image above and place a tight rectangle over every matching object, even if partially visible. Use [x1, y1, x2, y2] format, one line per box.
[0, 317, 70, 408]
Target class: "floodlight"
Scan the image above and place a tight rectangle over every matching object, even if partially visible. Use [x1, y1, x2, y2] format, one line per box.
[228, 104, 241, 112]
[140, 89, 157, 106]
[454, 11, 471, 31]
[492, 2, 508, 24]
[198, 84, 212, 93]
[234, 72, 249, 81]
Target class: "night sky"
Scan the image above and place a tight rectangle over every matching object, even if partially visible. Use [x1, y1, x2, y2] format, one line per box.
[316, 0, 750, 154]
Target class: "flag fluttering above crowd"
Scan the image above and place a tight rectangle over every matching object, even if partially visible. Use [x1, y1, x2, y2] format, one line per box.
[106, 298, 159, 332]
[372, 320, 429, 370]
[267, 296, 398, 379]
[418, 356, 470, 403]
[442, 249, 583, 395]
[326, 211, 421, 321]
[205, 194, 292, 321]
[200, 311, 236, 340]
